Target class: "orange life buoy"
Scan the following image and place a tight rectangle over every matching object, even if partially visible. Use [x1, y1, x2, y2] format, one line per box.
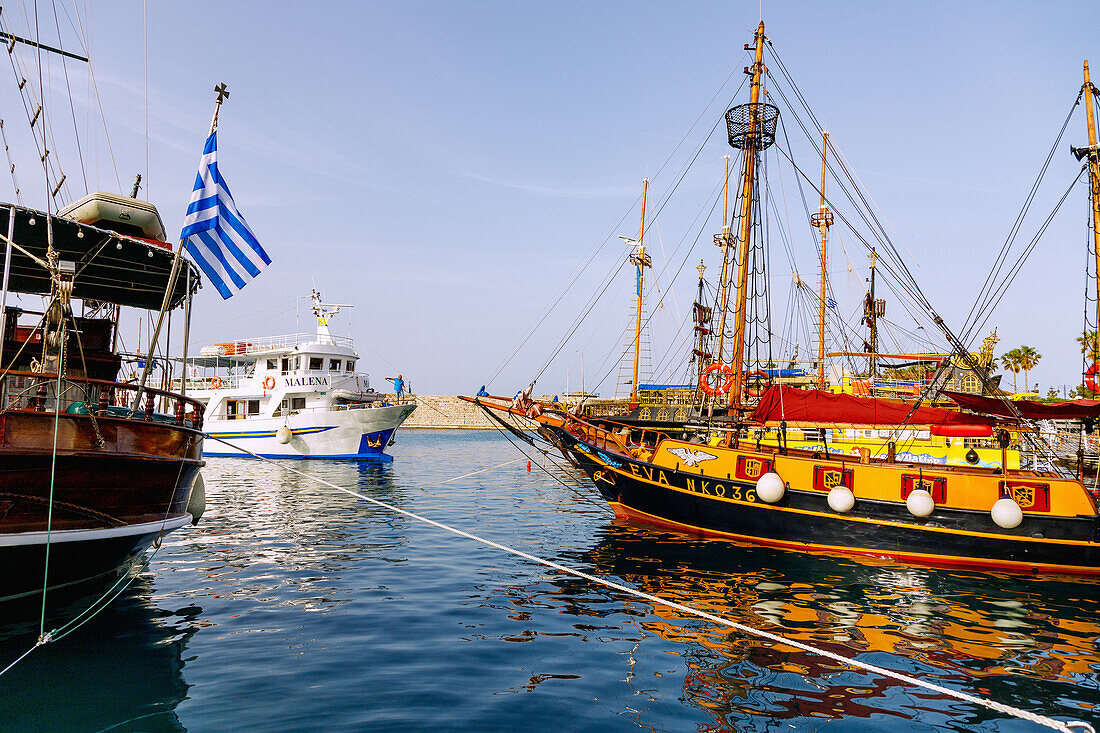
[211, 376, 222, 390]
[1087, 362, 1099, 393]
[262, 376, 276, 390]
[743, 369, 772, 398]
[699, 362, 735, 396]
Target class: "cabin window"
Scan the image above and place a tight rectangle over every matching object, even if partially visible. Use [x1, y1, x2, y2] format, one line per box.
[294, 356, 301, 371]
[329, 359, 341, 371]
[248, 400, 260, 415]
[309, 357, 323, 371]
[281, 358, 290, 374]
[267, 359, 277, 371]
[345, 361, 355, 372]
[291, 396, 306, 411]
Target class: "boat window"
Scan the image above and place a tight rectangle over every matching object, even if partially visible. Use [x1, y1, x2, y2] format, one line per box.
[309, 357, 323, 371]
[294, 357, 301, 371]
[281, 358, 290, 374]
[329, 359, 341, 371]
[291, 396, 306, 411]
[248, 399, 260, 415]
[267, 359, 277, 370]
[345, 361, 355, 372]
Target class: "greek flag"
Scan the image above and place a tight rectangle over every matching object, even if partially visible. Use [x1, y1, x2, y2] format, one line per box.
[181, 131, 270, 299]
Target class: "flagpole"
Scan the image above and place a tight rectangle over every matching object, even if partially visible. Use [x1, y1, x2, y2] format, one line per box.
[130, 84, 227, 415]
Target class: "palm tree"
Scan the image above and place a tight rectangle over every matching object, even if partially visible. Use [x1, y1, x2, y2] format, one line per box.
[1078, 330, 1099, 363]
[1018, 345, 1041, 392]
[999, 349, 1022, 393]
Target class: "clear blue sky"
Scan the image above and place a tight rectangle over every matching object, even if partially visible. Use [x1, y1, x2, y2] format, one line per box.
[0, 1, 1096, 395]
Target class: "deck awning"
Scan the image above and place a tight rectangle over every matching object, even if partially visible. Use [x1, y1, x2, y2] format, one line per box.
[751, 385, 995, 428]
[944, 391, 1100, 421]
[0, 204, 200, 310]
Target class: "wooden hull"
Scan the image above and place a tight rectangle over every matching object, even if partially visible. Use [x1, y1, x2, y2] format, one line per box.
[549, 426, 1100, 575]
[0, 411, 203, 601]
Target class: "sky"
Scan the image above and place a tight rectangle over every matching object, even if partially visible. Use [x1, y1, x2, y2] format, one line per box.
[0, 1, 1097, 396]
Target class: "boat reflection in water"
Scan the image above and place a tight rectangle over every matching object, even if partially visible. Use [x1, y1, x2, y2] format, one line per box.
[572, 524, 1100, 730]
[0, 576, 198, 733]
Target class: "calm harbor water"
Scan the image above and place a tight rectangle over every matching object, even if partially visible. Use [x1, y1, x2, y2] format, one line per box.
[2, 429, 1098, 732]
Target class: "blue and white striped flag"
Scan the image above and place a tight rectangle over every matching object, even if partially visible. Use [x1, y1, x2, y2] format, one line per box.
[181, 131, 270, 299]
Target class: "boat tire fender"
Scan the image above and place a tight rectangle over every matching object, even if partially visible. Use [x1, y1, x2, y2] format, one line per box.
[276, 425, 293, 444]
[187, 473, 206, 525]
[755, 472, 785, 503]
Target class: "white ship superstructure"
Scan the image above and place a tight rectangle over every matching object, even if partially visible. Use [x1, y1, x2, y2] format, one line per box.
[188, 291, 414, 459]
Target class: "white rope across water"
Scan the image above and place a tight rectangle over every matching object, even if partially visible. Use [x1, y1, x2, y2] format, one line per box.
[207, 436, 1096, 732]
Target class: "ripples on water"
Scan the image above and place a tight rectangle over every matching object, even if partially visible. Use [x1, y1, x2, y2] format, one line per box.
[0, 430, 1097, 731]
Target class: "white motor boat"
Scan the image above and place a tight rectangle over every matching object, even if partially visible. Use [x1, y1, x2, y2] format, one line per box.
[187, 290, 414, 459]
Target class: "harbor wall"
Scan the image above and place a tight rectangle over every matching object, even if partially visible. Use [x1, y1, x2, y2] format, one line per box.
[395, 395, 535, 430]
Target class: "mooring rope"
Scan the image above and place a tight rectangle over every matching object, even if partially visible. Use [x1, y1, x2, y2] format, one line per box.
[204, 435, 1095, 732]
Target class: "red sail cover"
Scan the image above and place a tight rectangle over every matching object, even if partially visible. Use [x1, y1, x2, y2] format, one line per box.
[751, 386, 995, 427]
[944, 391, 1100, 420]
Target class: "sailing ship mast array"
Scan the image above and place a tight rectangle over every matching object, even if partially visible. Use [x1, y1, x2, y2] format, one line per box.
[467, 22, 1100, 575]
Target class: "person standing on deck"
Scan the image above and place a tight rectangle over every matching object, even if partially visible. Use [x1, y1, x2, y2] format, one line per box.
[387, 374, 405, 404]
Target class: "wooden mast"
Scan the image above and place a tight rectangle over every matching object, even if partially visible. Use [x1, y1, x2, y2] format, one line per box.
[629, 178, 651, 405]
[714, 155, 732, 370]
[1084, 61, 1100, 345]
[811, 132, 833, 389]
[728, 21, 767, 408]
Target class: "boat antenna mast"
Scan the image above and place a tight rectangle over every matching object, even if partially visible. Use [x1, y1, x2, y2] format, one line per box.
[310, 288, 353, 340]
[726, 21, 778, 410]
[811, 132, 833, 389]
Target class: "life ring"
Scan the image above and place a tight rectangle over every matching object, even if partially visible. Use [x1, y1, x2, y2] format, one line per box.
[211, 376, 222, 390]
[1087, 362, 1099, 393]
[262, 376, 276, 390]
[743, 369, 772, 398]
[699, 362, 735, 396]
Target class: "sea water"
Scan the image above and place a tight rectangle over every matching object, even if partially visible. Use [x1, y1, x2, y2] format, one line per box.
[1, 429, 1097, 731]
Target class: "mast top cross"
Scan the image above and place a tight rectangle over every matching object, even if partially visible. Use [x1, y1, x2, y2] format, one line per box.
[214, 83, 230, 105]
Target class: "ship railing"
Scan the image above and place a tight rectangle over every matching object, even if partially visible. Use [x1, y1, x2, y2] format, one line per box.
[0, 369, 206, 429]
[206, 333, 355, 355]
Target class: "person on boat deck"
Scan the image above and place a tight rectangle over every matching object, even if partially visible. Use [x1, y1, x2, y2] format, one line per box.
[388, 374, 404, 404]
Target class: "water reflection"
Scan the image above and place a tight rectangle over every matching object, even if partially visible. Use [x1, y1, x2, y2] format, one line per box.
[0, 577, 197, 733]
[569, 523, 1100, 730]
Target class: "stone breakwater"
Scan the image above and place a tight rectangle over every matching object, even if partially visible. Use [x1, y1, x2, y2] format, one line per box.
[394, 395, 535, 429]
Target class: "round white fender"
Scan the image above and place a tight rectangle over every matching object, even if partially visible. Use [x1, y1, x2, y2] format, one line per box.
[827, 486, 855, 513]
[991, 497, 1023, 529]
[276, 425, 293, 444]
[905, 488, 935, 518]
[187, 473, 206, 525]
[755, 472, 785, 503]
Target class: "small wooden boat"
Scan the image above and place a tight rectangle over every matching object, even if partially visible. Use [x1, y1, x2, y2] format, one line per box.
[0, 203, 206, 602]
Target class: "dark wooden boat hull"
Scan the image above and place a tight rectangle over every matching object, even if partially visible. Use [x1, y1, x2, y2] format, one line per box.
[0, 411, 203, 601]
[553, 428, 1100, 575]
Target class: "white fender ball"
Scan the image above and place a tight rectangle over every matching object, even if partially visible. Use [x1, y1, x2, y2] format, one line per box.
[991, 497, 1023, 529]
[276, 426, 293, 444]
[187, 473, 206, 525]
[755, 472, 785, 503]
[906, 488, 935, 518]
[827, 486, 855, 513]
